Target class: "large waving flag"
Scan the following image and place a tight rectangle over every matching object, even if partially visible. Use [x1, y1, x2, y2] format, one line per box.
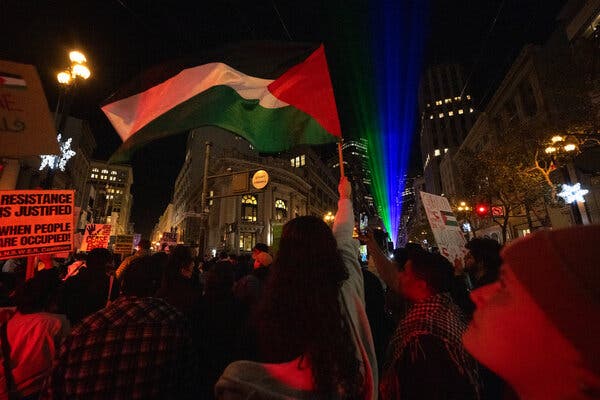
[102, 42, 341, 162]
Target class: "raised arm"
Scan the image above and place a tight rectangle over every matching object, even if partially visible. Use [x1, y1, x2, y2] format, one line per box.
[360, 229, 399, 293]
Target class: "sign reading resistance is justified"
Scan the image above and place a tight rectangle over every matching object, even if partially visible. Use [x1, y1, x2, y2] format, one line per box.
[0, 190, 74, 259]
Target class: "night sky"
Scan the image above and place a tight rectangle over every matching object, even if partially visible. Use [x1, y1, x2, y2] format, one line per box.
[1, 0, 566, 237]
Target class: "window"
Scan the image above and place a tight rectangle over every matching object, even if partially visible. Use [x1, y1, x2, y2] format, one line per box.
[458, 109, 464, 114]
[435, 100, 442, 106]
[429, 115, 434, 119]
[239, 233, 256, 251]
[439, 113, 444, 118]
[241, 195, 257, 222]
[444, 148, 449, 153]
[469, 108, 474, 113]
[290, 155, 306, 168]
[101, 169, 108, 174]
[448, 111, 454, 116]
[275, 199, 287, 221]
[466, 95, 471, 100]
[444, 98, 451, 103]
[209, 190, 214, 206]
[434, 149, 441, 156]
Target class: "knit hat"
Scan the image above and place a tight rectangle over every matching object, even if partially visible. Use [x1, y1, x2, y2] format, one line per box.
[501, 225, 600, 376]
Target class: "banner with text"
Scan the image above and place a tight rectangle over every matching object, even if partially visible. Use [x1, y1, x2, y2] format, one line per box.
[0, 190, 74, 259]
[114, 234, 134, 255]
[419, 191, 467, 264]
[80, 223, 111, 252]
[0, 60, 59, 158]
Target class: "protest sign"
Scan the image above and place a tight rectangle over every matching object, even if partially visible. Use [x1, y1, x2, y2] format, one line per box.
[159, 231, 177, 250]
[0, 60, 59, 157]
[0, 190, 74, 259]
[114, 234, 134, 255]
[80, 223, 111, 252]
[419, 191, 467, 264]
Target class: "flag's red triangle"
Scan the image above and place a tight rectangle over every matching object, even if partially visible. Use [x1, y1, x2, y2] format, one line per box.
[267, 44, 342, 138]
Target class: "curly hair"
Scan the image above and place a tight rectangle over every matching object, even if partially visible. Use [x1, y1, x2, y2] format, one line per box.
[254, 216, 364, 398]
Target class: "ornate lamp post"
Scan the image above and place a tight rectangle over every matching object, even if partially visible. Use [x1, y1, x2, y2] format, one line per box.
[40, 50, 91, 188]
[543, 133, 600, 225]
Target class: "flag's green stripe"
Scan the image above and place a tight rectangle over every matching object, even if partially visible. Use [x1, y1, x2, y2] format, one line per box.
[110, 85, 336, 163]
[445, 221, 459, 227]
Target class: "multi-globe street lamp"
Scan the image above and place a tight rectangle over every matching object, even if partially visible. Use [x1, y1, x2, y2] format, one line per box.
[40, 50, 91, 187]
[543, 133, 600, 225]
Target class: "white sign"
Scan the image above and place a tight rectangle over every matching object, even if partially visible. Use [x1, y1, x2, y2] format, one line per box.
[80, 223, 111, 252]
[419, 191, 467, 264]
[252, 170, 269, 190]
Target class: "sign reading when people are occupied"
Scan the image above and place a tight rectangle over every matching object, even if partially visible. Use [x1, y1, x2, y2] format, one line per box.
[0, 190, 74, 260]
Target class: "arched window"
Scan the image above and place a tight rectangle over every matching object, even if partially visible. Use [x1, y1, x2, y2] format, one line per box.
[274, 199, 287, 221]
[241, 195, 257, 222]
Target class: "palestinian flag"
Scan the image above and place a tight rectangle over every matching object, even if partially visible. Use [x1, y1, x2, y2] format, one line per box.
[102, 42, 341, 162]
[441, 211, 458, 227]
[0, 72, 26, 89]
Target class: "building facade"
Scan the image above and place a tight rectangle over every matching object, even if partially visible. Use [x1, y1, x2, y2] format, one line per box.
[418, 64, 478, 195]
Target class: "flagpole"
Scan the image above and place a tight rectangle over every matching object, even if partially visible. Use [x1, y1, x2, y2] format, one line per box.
[337, 139, 345, 177]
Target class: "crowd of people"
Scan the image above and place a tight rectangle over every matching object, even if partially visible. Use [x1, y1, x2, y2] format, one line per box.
[0, 176, 598, 399]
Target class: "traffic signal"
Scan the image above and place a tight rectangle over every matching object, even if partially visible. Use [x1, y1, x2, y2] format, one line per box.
[475, 203, 490, 217]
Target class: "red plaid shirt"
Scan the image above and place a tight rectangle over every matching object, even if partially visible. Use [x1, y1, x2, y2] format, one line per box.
[43, 296, 198, 399]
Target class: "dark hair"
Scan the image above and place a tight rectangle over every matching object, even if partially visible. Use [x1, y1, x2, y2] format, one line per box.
[14, 269, 61, 314]
[252, 243, 269, 253]
[465, 238, 502, 272]
[204, 261, 235, 300]
[138, 239, 151, 250]
[120, 256, 162, 297]
[255, 216, 363, 398]
[86, 248, 113, 270]
[409, 251, 454, 294]
[163, 245, 194, 286]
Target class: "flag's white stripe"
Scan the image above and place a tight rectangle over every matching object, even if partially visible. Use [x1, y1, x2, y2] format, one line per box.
[0, 77, 26, 86]
[102, 63, 289, 142]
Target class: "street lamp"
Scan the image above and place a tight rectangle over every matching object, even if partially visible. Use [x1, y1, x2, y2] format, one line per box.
[323, 211, 335, 224]
[40, 50, 91, 188]
[543, 133, 599, 225]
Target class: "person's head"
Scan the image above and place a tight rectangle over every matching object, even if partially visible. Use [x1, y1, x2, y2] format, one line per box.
[463, 226, 600, 398]
[204, 261, 235, 299]
[86, 248, 114, 273]
[464, 238, 502, 275]
[255, 215, 361, 398]
[164, 245, 194, 281]
[398, 251, 453, 302]
[251, 243, 269, 259]
[254, 251, 273, 269]
[120, 256, 162, 297]
[14, 269, 61, 314]
[137, 239, 151, 251]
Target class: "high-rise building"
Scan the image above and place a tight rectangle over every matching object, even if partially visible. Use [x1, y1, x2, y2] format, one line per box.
[418, 64, 477, 194]
[83, 162, 134, 235]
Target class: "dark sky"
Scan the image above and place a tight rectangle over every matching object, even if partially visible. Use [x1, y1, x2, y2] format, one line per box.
[1, 0, 566, 236]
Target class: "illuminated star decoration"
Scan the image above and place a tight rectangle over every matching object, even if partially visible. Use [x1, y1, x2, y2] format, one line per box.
[558, 183, 589, 204]
[39, 134, 76, 171]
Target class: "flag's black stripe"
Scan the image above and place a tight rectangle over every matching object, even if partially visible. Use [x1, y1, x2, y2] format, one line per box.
[0, 72, 23, 80]
[103, 40, 319, 105]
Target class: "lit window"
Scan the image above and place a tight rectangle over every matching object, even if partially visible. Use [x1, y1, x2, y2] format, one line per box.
[435, 100, 442, 106]
[111, 171, 117, 175]
[458, 109, 464, 114]
[241, 195, 258, 222]
[290, 159, 294, 167]
[92, 168, 99, 172]
[466, 95, 471, 100]
[439, 113, 444, 118]
[429, 115, 434, 120]
[434, 149, 441, 156]
[300, 154, 305, 166]
[444, 148, 449, 153]
[239, 232, 256, 251]
[427, 103, 430, 107]
[454, 96, 461, 101]
[448, 111, 454, 116]
[209, 190, 214, 206]
[275, 199, 288, 221]
[444, 99, 451, 103]
[101, 169, 108, 174]
[101, 175, 107, 180]
[470, 108, 474, 113]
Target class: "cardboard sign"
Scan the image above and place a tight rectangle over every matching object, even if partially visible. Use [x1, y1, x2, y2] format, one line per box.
[114, 234, 134, 255]
[80, 223, 111, 252]
[0, 190, 74, 259]
[0, 60, 59, 157]
[419, 191, 467, 264]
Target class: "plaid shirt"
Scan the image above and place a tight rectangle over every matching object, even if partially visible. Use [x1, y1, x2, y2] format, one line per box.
[43, 296, 198, 400]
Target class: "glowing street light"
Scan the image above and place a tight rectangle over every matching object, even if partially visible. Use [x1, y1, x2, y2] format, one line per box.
[323, 211, 335, 224]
